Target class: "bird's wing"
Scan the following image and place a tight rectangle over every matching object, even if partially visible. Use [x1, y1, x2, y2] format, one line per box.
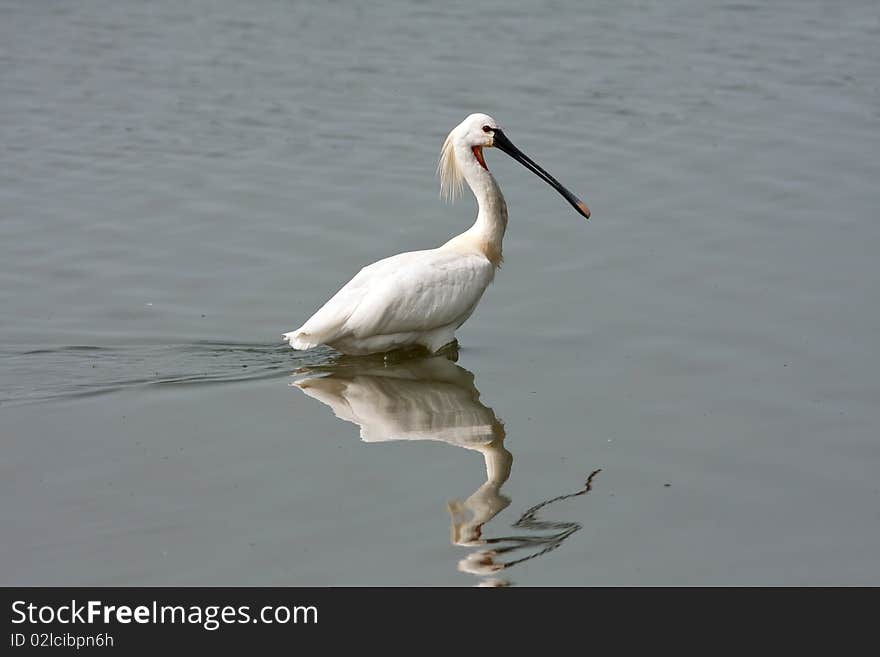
[291, 249, 493, 346]
[344, 249, 494, 338]
[291, 258, 390, 343]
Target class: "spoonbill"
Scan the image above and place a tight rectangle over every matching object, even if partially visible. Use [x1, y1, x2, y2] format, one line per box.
[283, 113, 590, 355]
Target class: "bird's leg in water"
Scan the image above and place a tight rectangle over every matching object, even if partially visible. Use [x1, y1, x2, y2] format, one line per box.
[435, 340, 460, 361]
[381, 344, 430, 365]
[380, 340, 460, 365]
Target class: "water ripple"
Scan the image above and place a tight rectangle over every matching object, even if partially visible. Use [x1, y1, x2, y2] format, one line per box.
[0, 342, 335, 406]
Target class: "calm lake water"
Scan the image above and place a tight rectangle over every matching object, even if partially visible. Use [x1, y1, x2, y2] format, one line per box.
[2, 0, 879, 585]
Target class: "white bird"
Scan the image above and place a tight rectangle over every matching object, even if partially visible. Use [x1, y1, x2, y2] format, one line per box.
[283, 113, 590, 355]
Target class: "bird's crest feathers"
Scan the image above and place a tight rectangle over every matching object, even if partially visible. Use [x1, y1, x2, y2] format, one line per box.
[438, 131, 464, 202]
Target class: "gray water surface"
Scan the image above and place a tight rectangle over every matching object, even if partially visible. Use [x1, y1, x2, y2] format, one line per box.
[2, 0, 879, 585]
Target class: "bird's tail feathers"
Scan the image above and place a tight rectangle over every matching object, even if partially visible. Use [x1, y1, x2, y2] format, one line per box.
[282, 330, 320, 351]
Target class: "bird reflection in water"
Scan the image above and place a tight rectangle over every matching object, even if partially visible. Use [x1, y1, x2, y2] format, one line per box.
[454, 469, 601, 587]
[292, 348, 599, 586]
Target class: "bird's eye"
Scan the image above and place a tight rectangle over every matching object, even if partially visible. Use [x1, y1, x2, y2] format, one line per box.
[482, 125, 492, 133]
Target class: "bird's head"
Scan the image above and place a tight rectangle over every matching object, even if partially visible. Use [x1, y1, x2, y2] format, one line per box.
[455, 112, 502, 150]
[438, 113, 590, 220]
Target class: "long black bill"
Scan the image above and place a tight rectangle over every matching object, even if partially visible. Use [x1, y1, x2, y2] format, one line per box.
[492, 129, 591, 220]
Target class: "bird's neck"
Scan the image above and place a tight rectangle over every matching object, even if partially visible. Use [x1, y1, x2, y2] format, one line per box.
[455, 144, 508, 268]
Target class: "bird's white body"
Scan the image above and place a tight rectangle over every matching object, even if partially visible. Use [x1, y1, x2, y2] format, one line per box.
[287, 248, 495, 355]
[284, 113, 508, 355]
